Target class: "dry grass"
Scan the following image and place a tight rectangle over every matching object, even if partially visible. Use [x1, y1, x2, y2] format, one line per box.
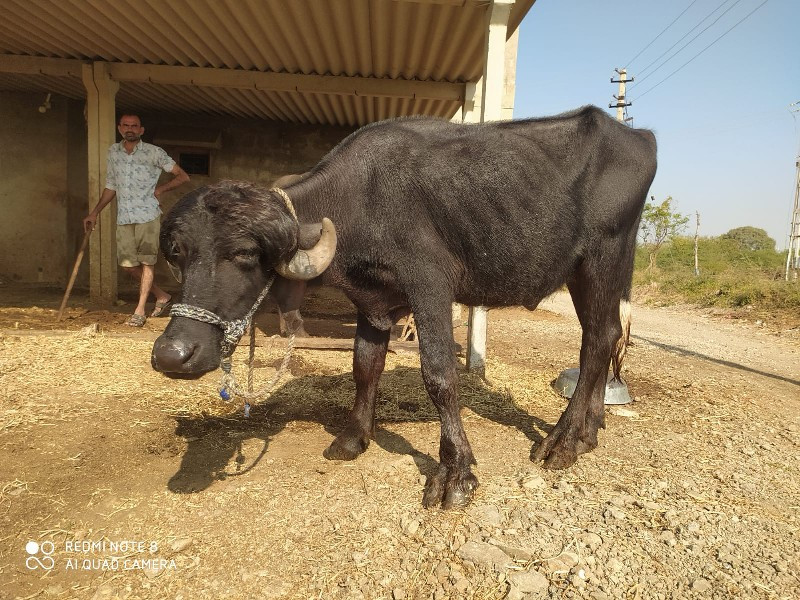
[3, 303, 798, 600]
[1, 330, 562, 435]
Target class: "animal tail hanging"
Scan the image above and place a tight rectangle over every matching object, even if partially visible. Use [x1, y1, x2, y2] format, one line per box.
[612, 298, 632, 381]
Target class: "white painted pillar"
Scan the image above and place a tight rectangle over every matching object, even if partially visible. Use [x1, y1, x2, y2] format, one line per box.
[467, 0, 514, 377]
[460, 81, 478, 123]
[450, 80, 481, 327]
[479, 0, 514, 123]
[82, 62, 119, 301]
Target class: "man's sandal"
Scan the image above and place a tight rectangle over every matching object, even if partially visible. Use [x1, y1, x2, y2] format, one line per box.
[126, 313, 147, 327]
[151, 299, 172, 317]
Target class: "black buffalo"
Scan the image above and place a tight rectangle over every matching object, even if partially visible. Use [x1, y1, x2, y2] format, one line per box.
[152, 106, 657, 509]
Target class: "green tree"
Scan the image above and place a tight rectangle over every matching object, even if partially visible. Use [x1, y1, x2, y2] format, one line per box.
[638, 196, 689, 273]
[720, 226, 776, 251]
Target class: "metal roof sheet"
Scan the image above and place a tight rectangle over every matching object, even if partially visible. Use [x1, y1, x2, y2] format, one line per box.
[0, 0, 535, 126]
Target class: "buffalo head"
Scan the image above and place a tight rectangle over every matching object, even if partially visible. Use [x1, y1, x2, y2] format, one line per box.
[151, 181, 335, 377]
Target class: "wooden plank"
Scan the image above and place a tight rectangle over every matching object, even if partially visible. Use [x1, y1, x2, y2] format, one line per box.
[1, 329, 421, 354]
[267, 336, 420, 354]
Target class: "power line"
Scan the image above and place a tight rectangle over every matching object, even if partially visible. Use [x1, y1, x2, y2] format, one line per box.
[633, 0, 769, 101]
[633, 0, 743, 86]
[624, 0, 700, 69]
[634, 0, 737, 79]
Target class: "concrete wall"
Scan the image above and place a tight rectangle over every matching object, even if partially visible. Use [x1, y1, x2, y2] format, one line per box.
[66, 98, 89, 288]
[0, 92, 65, 284]
[0, 93, 353, 293]
[0, 92, 88, 287]
[137, 113, 354, 291]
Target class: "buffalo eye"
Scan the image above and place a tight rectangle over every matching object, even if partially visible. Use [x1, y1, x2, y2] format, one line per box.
[231, 248, 260, 268]
[167, 240, 183, 262]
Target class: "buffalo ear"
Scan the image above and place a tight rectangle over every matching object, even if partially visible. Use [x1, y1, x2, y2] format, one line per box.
[276, 218, 337, 281]
[167, 261, 183, 283]
[202, 191, 221, 213]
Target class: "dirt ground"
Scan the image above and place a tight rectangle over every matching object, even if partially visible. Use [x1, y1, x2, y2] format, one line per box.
[1, 283, 798, 600]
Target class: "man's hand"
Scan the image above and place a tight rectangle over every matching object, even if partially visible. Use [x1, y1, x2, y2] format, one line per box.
[154, 165, 190, 203]
[85, 189, 116, 232]
[83, 213, 98, 233]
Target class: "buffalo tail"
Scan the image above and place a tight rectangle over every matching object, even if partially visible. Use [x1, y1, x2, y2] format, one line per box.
[612, 299, 632, 381]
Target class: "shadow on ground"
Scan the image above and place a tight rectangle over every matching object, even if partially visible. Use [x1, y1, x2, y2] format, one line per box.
[167, 366, 552, 494]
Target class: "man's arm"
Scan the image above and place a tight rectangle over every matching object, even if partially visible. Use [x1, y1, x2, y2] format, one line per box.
[83, 188, 116, 232]
[155, 164, 190, 200]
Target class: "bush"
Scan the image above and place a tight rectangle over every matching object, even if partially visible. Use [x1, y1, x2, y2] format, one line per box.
[633, 235, 798, 312]
[720, 226, 776, 251]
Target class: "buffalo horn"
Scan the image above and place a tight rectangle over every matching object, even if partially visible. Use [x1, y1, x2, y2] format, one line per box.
[276, 217, 337, 280]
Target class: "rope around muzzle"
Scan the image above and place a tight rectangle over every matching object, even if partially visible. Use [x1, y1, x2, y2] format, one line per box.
[167, 186, 300, 416]
[170, 275, 295, 416]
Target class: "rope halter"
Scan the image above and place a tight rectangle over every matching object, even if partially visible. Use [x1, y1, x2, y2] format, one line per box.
[168, 185, 298, 358]
[166, 186, 300, 412]
[169, 275, 275, 359]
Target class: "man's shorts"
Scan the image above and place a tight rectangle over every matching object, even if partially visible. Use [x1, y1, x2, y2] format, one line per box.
[116, 217, 160, 267]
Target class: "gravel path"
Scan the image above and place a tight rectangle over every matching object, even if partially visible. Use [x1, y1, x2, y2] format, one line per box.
[539, 291, 800, 384]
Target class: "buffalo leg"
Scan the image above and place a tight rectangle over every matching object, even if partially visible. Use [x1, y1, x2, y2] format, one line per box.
[324, 312, 390, 460]
[271, 278, 309, 337]
[278, 307, 308, 338]
[533, 264, 622, 469]
[414, 299, 478, 509]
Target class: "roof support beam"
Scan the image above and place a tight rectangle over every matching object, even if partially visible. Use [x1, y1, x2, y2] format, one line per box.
[82, 62, 119, 302]
[0, 55, 87, 77]
[106, 63, 465, 101]
[467, 0, 514, 377]
[0, 55, 466, 103]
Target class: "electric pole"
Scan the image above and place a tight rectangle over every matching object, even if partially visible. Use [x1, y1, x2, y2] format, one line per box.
[785, 101, 800, 281]
[610, 68, 633, 124]
[785, 156, 800, 281]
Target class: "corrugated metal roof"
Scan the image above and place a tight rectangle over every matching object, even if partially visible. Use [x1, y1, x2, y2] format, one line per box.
[0, 0, 535, 126]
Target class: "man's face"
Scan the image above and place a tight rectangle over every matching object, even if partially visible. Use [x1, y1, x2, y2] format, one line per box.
[118, 117, 144, 142]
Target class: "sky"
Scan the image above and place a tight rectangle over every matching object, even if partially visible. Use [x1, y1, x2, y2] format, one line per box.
[513, 0, 800, 249]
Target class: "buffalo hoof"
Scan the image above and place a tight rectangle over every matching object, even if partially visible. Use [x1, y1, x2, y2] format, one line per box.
[323, 430, 370, 461]
[422, 465, 479, 509]
[532, 425, 597, 469]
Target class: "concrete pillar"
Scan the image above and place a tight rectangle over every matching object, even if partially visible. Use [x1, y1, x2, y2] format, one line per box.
[460, 81, 479, 123]
[82, 62, 119, 302]
[467, 0, 514, 377]
[502, 28, 519, 121]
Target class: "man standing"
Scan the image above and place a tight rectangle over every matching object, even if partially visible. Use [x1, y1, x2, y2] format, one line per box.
[83, 114, 190, 326]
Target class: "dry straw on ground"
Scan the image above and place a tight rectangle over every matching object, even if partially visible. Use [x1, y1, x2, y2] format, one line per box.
[1, 329, 563, 434]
